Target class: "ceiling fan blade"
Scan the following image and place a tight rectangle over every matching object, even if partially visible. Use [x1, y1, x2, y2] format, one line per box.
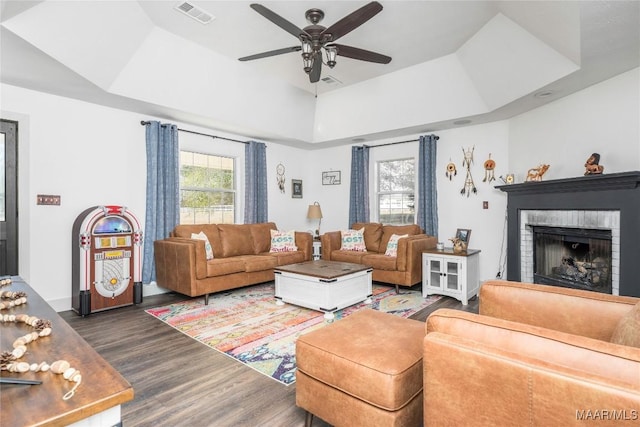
[334, 44, 391, 64]
[321, 1, 383, 42]
[239, 46, 301, 62]
[250, 4, 309, 40]
[309, 57, 322, 83]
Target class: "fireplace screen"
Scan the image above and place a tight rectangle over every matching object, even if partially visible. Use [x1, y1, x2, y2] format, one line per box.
[533, 226, 612, 294]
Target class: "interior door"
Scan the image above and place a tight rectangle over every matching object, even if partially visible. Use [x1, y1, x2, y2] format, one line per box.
[0, 120, 18, 275]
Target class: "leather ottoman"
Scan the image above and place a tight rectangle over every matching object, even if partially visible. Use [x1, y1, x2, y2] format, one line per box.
[296, 309, 425, 427]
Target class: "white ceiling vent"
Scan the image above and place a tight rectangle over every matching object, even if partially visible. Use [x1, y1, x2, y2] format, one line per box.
[174, 1, 215, 24]
[321, 75, 342, 85]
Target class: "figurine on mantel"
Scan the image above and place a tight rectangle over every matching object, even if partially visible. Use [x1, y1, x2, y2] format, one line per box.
[526, 164, 550, 182]
[584, 153, 604, 175]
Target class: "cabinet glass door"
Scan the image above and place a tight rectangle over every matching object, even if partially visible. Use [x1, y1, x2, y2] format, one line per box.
[429, 259, 442, 288]
[446, 261, 460, 290]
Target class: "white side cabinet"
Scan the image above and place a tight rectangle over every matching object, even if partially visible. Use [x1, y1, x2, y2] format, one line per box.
[422, 248, 480, 305]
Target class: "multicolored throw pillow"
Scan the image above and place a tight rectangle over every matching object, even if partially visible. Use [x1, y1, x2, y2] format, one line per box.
[341, 229, 367, 252]
[270, 230, 298, 252]
[191, 232, 214, 260]
[385, 234, 409, 257]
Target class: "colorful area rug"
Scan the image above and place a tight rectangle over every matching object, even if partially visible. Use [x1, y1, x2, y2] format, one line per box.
[146, 282, 441, 386]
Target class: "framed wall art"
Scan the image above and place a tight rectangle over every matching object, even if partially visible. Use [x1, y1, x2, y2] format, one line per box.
[322, 170, 341, 185]
[292, 179, 303, 198]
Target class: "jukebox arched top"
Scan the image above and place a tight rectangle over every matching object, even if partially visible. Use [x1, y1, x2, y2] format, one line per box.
[93, 216, 132, 234]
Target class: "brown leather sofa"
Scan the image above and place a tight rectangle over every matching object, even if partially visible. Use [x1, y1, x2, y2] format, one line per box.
[154, 222, 312, 304]
[321, 222, 437, 292]
[424, 280, 640, 426]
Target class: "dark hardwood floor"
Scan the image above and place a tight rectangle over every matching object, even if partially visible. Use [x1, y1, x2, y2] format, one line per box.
[59, 283, 478, 427]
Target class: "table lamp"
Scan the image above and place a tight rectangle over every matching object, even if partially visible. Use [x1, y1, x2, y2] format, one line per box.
[307, 202, 323, 239]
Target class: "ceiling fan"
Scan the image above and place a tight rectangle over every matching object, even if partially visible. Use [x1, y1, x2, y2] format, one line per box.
[238, 2, 392, 83]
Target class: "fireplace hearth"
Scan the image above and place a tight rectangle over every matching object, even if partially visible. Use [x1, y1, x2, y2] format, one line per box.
[497, 171, 640, 297]
[533, 226, 612, 294]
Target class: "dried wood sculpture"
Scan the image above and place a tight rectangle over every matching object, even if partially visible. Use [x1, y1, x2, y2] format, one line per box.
[460, 146, 477, 197]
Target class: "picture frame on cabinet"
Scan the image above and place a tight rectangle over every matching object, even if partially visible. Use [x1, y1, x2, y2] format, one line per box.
[455, 228, 471, 244]
[292, 179, 303, 198]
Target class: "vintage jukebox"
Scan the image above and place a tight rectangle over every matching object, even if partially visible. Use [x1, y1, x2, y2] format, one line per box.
[72, 205, 143, 316]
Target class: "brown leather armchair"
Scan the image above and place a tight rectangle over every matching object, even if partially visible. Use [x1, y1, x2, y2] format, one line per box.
[424, 280, 640, 426]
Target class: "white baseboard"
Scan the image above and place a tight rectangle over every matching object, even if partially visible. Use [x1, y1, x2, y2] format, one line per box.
[49, 282, 169, 312]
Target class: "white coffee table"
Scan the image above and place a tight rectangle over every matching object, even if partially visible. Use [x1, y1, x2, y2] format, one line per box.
[274, 260, 373, 319]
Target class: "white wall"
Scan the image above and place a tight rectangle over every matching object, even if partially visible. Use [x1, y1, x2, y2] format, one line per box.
[264, 142, 319, 232]
[2, 67, 638, 310]
[3, 85, 147, 310]
[433, 122, 510, 283]
[508, 68, 640, 181]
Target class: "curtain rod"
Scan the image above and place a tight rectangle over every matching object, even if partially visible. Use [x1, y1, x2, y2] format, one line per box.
[140, 121, 248, 144]
[363, 135, 439, 148]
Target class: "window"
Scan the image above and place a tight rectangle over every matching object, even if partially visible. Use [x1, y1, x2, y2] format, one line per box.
[377, 158, 415, 224]
[180, 151, 235, 224]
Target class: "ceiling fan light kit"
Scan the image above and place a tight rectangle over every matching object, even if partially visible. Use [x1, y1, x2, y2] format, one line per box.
[238, 2, 392, 83]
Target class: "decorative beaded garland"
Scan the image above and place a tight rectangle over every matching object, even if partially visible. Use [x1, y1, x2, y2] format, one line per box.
[1, 278, 82, 400]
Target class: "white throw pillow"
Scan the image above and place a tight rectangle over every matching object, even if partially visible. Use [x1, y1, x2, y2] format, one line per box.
[270, 230, 298, 252]
[341, 229, 367, 252]
[385, 234, 408, 257]
[191, 232, 214, 260]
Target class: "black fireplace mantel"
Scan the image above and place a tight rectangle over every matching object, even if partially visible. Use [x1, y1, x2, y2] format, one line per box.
[497, 171, 640, 297]
[496, 171, 640, 195]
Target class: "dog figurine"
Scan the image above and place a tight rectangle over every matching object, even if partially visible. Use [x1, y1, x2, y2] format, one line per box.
[526, 164, 550, 182]
[450, 237, 467, 253]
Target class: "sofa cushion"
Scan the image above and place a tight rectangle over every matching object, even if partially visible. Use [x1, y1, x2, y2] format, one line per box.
[385, 234, 408, 257]
[362, 253, 397, 271]
[380, 225, 422, 252]
[172, 224, 207, 239]
[270, 229, 298, 252]
[341, 229, 367, 252]
[331, 250, 367, 264]
[191, 231, 214, 260]
[249, 222, 277, 254]
[237, 255, 278, 272]
[206, 258, 246, 277]
[352, 222, 383, 253]
[218, 224, 254, 257]
[173, 224, 222, 258]
[610, 302, 640, 348]
[269, 250, 306, 266]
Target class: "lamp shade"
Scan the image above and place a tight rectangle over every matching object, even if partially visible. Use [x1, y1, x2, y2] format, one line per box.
[307, 202, 323, 219]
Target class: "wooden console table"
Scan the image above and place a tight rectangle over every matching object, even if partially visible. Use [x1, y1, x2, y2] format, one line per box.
[1, 277, 133, 426]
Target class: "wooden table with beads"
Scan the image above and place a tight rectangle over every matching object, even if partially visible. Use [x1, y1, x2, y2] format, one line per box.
[0, 277, 133, 426]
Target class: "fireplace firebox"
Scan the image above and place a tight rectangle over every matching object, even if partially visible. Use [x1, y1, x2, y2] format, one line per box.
[533, 226, 612, 294]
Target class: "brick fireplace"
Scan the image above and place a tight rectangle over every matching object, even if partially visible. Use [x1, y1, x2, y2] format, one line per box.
[497, 171, 640, 297]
